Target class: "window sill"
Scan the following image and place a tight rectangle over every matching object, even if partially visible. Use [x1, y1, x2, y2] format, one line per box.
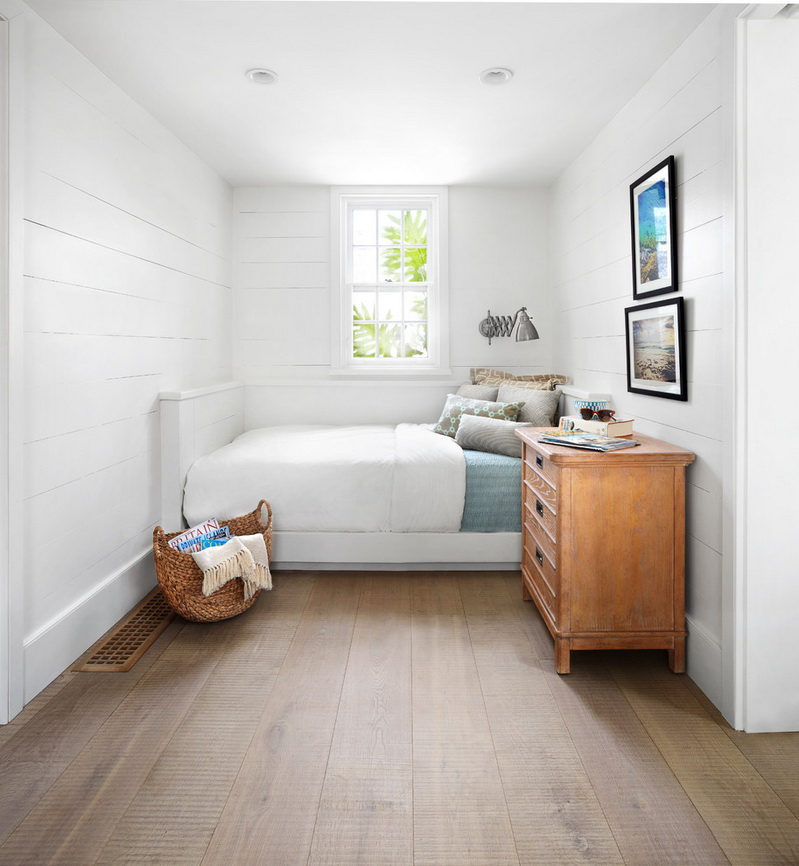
[329, 367, 454, 382]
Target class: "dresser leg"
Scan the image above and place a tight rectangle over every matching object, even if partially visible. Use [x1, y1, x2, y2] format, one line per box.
[522, 579, 531, 601]
[668, 638, 686, 673]
[554, 639, 571, 674]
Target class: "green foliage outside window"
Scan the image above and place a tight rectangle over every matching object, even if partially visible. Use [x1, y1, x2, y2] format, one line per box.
[352, 210, 429, 359]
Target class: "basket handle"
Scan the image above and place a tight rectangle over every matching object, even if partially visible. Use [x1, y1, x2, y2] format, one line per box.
[152, 526, 167, 558]
[256, 499, 273, 532]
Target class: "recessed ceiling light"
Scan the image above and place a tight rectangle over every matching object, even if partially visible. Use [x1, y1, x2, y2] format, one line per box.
[246, 68, 279, 85]
[479, 68, 513, 86]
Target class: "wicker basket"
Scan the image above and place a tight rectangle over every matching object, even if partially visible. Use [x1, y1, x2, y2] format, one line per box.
[152, 499, 273, 622]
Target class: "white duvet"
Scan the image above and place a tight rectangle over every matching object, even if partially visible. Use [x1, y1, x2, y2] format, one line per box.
[182, 424, 467, 533]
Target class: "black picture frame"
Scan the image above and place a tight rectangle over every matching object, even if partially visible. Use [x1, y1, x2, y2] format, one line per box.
[630, 155, 677, 299]
[625, 296, 687, 401]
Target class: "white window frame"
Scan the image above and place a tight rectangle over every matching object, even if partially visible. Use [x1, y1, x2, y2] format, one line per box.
[330, 186, 449, 376]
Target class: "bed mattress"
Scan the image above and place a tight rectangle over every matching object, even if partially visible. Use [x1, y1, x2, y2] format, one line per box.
[182, 424, 467, 532]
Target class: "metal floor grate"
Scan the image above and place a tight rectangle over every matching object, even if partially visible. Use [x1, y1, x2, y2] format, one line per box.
[73, 587, 176, 672]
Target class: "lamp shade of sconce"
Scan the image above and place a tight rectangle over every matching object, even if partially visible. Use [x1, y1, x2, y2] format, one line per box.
[478, 306, 539, 345]
[515, 307, 539, 341]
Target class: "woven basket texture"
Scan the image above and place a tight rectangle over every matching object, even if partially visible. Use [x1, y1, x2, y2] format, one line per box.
[153, 499, 273, 622]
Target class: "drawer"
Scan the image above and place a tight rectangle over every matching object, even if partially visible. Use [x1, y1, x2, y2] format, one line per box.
[522, 542, 558, 611]
[523, 518, 557, 574]
[524, 493, 557, 540]
[523, 464, 558, 513]
[522, 562, 556, 623]
[524, 443, 559, 489]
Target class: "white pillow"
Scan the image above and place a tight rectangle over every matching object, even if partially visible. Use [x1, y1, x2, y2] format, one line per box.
[455, 414, 531, 458]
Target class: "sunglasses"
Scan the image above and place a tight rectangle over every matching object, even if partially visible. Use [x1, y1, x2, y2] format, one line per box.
[579, 407, 616, 422]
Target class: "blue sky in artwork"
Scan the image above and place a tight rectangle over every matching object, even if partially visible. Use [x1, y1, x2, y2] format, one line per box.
[638, 179, 666, 241]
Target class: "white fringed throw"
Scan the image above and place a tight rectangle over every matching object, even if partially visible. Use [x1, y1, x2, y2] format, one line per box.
[237, 533, 272, 599]
[191, 534, 272, 599]
[193, 537, 254, 597]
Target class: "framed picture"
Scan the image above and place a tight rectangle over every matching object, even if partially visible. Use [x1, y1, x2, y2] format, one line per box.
[630, 155, 677, 299]
[625, 297, 687, 401]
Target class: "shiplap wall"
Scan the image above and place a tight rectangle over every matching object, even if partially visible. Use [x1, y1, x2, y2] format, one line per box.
[234, 184, 554, 426]
[21, 11, 232, 698]
[549, 6, 733, 707]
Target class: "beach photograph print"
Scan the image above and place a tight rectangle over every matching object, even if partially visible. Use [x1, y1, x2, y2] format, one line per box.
[625, 297, 687, 401]
[630, 155, 677, 299]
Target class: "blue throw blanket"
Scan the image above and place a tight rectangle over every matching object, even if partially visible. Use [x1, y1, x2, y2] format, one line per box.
[460, 450, 522, 532]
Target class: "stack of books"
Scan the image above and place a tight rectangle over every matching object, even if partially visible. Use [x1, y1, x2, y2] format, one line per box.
[558, 414, 634, 438]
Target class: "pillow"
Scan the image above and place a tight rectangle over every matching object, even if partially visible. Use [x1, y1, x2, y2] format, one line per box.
[455, 414, 532, 458]
[476, 377, 557, 390]
[456, 383, 500, 401]
[470, 368, 571, 389]
[433, 394, 524, 438]
[496, 385, 561, 426]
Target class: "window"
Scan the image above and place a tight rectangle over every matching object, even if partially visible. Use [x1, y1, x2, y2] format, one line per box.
[331, 188, 449, 374]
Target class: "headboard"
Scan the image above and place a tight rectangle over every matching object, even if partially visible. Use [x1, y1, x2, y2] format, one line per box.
[159, 381, 245, 530]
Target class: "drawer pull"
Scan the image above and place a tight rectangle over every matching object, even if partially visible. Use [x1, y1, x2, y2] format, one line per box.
[535, 454, 543, 468]
[535, 547, 544, 566]
[536, 499, 544, 517]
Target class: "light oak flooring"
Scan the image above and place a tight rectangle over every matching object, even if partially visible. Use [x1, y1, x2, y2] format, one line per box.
[1, 571, 798, 866]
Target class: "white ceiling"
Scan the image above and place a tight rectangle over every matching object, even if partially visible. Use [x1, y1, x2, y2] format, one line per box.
[26, 0, 715, 187]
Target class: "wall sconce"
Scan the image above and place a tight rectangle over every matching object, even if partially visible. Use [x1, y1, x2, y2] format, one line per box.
[478, 307, 539, 345]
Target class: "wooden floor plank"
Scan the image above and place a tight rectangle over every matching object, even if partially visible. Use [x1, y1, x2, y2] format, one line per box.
[200, 574, 363, 866]
[308, 573, 413, 866]
[411, 574, 520, 866]
[0, 619, 184, 846]
[3, 572, 799, 866]
[460, 574, 624, 864]
[685, 677, 799, 819]
[93, 575, 314, 865]
[543, 654, 728, 865]
[0, 624, 232, 866]
[608, 653, 799, 864]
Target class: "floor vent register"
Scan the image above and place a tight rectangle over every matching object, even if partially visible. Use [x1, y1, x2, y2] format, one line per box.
[73, 587, 176, 672]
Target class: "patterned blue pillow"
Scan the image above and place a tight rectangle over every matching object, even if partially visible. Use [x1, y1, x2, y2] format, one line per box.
[433, 393, 524, 438]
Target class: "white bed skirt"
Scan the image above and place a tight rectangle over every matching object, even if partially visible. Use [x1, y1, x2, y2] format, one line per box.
[270, 529, 522, 570]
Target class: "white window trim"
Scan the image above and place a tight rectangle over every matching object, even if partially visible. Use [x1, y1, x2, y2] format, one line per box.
[330, 186, 449, 378]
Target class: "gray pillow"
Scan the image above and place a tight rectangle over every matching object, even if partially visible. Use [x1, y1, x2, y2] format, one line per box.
[433, 394, 524, 438]
[456, 383, 500, 401]
[455, 414, 532, 458]
[496, 385, 561, 426]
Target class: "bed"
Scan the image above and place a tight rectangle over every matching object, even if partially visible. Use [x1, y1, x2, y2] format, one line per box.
[160, 377, 601, 570]
[183, 423, 523, 533]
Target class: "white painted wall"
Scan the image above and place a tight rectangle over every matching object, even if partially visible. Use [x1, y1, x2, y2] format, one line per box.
[737, 11, 799, 732]
[550, 6, 734, 711]
[17, 8, 233, 701]
[234, 184, 554, 427]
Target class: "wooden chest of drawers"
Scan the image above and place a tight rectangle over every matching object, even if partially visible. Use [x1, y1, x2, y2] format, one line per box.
[516, 429, 695, 674]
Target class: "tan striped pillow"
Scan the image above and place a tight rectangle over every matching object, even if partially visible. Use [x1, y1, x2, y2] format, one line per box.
[476, 377, 556, 389]
[470, 368, 570, 389]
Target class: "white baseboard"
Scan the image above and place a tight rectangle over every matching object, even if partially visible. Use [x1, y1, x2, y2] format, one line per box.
[23, 550, 156, 704]
[685, 614, 723, 708]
